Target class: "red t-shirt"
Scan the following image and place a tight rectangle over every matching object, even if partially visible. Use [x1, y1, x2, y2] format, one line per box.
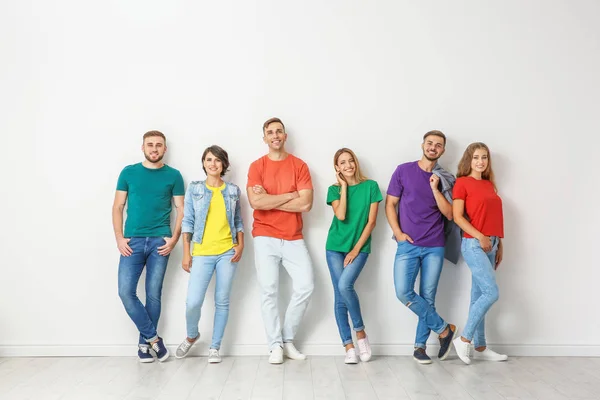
[452, 177, 504, 239]
[247, 154, 313, 240]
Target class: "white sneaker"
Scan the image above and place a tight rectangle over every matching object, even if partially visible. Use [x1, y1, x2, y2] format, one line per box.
[356, 336, 372, 362]
[344, 348, 358, 364]
[269, 345, 284, 364]
[208, 348, 222, 363]
[453, 337, 472, 365]
[283, 342, 306, 360]
[473, 348, 508, 361]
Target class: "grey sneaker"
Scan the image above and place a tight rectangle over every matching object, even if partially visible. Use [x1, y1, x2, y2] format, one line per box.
[208, 348, 222, 363]
[175, 335, 199, 359]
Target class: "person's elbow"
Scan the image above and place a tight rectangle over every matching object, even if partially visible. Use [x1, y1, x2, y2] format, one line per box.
[445, 210, 453, 221]
[300, 200, 313, 212]
[335, 212, 345, 221]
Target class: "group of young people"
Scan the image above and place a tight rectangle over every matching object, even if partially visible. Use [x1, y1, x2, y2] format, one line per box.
[112, 117, 506, 367]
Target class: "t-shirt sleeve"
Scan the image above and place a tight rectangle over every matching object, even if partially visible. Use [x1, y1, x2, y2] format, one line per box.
[386, 166, 403, 197]
[452, 178, 467, 200]
[173, 171, 185, 196]
[116, 168, 128, 191]
[247, 161, 262, 188]
[296, 161, 313, 191]
[370, 180, 383, 203]
[326, 185, 341, 205]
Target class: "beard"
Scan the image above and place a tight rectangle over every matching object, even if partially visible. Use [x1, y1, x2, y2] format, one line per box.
[144, 152, 164, 163]
[423, 151, 441, 162]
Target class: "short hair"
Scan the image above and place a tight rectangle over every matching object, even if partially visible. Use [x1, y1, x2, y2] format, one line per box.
[202, 145, 230, 177]
[423, 130, 446, 146]
[142, 130, 166, 144]
[262, 117, 285, 132]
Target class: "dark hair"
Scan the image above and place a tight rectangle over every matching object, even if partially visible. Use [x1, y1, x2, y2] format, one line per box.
[263, 117, 285, 132]
[202, 145, 230, 177]
[423, 130, 446, 146]
[142, 130, 166, 144]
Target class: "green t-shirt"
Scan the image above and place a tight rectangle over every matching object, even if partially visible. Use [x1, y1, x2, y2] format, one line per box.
[116, 163, 185, 238]
[326, 179, 383, 253]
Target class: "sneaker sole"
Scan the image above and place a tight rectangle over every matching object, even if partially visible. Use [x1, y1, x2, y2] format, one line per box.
[157, 350, 170, 362]
[284, 355, 307, 360]
[208, 359, 222, 363]
[139, 358, 155, 363]
[439, 326, 458, 361]
[344, 359, 359, 364]
[413, 357, 433, 365]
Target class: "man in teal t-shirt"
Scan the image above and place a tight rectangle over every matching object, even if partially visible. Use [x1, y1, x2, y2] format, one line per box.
[112, 130, 184, 363]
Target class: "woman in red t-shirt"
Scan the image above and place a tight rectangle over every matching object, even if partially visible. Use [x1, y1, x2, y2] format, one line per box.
[450, 142, 508, 365]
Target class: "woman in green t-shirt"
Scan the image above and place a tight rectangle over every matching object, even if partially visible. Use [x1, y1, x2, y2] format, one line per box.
[326, 148, 383, 364]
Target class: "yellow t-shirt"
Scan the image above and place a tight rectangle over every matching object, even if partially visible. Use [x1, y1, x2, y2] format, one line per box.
[192, 183, 234, 256]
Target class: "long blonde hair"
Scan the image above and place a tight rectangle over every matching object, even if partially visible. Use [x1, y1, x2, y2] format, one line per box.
[333, 148, 368, 186]
[456, 142, 497, 190]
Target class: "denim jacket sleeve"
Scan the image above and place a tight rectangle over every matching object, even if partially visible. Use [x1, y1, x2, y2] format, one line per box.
[233, 185, 244, 234]
[181, 185, 195, 234]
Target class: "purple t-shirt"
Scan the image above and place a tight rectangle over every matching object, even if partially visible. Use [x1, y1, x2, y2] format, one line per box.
[386, 161, 445, 247]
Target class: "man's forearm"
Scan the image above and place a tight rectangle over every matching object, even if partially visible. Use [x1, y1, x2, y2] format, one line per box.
[112, 206, 124, 239]
[276, 197, 311, 212]
[171, 212, 184, 242]
[251, 192, 294, 210]
[385, 203, 403, 238]
[433, 190, 453, 220]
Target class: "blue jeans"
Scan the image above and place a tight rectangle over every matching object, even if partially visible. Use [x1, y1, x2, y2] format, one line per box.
[393, 241, 447, 349]
[186, 249, 237, 350]
[326, 250, 368, 346]
[461, 237, 500, 347]
[118, 237, 169, 345]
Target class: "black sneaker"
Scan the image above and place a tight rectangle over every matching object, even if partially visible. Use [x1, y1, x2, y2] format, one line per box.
[413, 348, 432, 364]
[438, 324, 457, 360]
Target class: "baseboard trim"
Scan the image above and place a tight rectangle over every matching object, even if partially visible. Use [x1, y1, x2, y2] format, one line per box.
[1, 344, 599, 357]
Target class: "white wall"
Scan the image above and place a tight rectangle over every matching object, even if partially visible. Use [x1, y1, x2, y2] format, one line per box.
[1, 0, 599, 357]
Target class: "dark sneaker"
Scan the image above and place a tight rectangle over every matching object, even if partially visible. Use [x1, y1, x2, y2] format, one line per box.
[151, 337, 169, 362]
[438, 324, 457, 360]
[138, 344, 154, 363]
[413, 348, 432, 364]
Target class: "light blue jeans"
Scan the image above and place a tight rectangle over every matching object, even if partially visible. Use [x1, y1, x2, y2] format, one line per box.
[393, 241, 447, 349]
[461, 237, 500, 347]
[185, 248, 237, 350]
[326, 250, 368, 346]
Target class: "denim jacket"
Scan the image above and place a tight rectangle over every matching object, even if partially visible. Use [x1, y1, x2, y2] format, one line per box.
[432, 163, 462, 265]
[181, 180, 244, 245]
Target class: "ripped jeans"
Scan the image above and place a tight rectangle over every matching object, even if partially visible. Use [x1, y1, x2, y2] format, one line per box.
[393, 241, 448, 349]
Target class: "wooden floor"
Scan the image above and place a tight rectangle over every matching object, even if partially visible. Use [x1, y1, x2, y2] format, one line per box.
[1, 355, 599, 399]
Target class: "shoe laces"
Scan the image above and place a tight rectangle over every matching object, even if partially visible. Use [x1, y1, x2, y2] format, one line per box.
[357, 337, 370, 354]
[209, 349, 219, 357]
[139, 345, 150, 354]
[151, 341, 162, 353]
[465, 343, 472, 358]
[180, 340, 193, 352]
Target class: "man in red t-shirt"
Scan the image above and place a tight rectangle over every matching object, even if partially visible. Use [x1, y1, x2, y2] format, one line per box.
[247, 117, 315, 364]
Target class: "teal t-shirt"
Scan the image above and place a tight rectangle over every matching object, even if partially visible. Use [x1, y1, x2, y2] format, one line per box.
[116, 163, 185, 238]
[326, 179, 383, 253]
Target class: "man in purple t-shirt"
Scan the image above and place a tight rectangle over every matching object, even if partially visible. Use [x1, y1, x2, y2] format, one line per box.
[385, 130, 457, 365]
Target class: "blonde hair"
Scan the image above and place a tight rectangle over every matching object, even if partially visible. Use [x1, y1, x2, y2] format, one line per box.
[333, 148, 368, 186]
[456, 142, 497, 190]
